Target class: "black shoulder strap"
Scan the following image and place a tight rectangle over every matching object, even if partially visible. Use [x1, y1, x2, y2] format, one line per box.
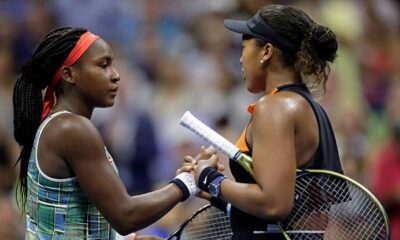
[277, 84, 343, 174]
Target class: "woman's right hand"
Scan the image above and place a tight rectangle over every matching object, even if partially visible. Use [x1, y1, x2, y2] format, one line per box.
[193, 154, 220, 184]
[180, 146, 225, 200]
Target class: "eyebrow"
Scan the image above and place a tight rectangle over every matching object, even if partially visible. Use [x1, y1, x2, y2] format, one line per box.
[94, 54, 114, 62]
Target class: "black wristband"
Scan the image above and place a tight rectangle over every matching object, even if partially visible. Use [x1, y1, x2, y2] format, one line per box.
[170, 178, 190, 202]
[198, 167, 224, 192]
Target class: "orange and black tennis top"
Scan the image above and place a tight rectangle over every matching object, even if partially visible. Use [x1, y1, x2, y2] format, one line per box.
[214, 83, 343, 239]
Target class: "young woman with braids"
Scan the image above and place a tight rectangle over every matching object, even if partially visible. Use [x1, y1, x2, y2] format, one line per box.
[13, 27, 212, 239]
[185, 5, 344, 240]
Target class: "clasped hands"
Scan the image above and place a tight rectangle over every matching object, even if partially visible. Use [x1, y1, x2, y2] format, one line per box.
[176, 146, 225, 199]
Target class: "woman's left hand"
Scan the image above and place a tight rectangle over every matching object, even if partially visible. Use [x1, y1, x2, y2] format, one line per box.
[176, 146, 216, 175]
[177, 146, 225, 175]
[175, 163, 195, 175]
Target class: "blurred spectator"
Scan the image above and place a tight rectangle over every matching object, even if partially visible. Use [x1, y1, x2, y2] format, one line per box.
[0, 196, 22, 240]
[50, 0, 124, 43]
[13, 0, 56, 67]
[319, 0, 364, 116]
[148, 56, 199, 181]
[372, 121, 400, 240]
[0, 132, 22, 239]
[0, 47, 15, 135]
[0, 134, 16, 194]
[336, 108, 368, 183]
[100, 109, 159, 195]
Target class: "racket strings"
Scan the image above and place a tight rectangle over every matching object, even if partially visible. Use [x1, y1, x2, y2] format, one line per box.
[292, 177, 384, 239]
[293, 177, 358, 234]
[288, 177, 368, 238]
[297, 179, 362, 237]
[283, 174, 388, 239]
[328, 179, 385, 239]
[180, 207, 232, 240]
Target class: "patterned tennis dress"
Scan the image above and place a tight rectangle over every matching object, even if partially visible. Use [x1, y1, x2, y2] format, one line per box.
[25, 111, 117, 239]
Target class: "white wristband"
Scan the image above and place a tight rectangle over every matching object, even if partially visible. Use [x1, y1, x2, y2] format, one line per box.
[175, 172, 200, 200]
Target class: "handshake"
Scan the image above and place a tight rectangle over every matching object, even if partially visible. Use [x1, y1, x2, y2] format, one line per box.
[171, 146, 226, 202]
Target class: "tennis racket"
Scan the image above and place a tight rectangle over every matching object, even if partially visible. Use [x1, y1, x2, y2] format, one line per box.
[178, 111, 391, 240]
[167, 204, 232, 240]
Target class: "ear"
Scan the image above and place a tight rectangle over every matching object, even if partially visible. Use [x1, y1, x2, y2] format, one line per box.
[260, 43, 274, 64]
[61, 66, 76, 84]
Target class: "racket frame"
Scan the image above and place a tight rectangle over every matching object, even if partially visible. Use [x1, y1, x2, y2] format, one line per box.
[167, 204, 231, 240]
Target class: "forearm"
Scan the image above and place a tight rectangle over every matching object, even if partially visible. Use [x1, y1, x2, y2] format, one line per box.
[115, 184, 182, 234]
[219, 180, 291, 221]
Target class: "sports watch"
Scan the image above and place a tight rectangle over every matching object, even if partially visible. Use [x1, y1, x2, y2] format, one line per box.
[208, 175, 227, 198]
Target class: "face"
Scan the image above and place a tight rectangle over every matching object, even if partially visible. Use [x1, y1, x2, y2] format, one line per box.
[70, 39, 120, 108]
[240, 38, 267, 93]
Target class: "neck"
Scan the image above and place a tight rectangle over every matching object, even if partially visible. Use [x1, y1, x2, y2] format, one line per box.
[52, 95, 94, 119]
[264, 68, 302, 94]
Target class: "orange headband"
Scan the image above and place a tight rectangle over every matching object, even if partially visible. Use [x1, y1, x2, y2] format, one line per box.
[41, 31, 100, 121]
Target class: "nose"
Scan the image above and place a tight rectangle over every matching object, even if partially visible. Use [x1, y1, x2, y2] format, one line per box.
[111, 66, 120, 83]
[240, 56, 243, 65]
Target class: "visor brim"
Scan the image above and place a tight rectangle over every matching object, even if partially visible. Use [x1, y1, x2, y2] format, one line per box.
[224, 19, 268, 41]
[224, 20, 254, 36]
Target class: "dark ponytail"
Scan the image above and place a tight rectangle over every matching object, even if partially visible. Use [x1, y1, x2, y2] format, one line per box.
[13, 27, 87, 210]
[295, 24, 338, 91]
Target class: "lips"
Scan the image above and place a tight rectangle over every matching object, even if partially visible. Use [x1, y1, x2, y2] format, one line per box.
[109, 87, 118, 96]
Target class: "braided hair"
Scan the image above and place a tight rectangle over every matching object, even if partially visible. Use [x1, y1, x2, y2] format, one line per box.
[13, 27, 87, 210]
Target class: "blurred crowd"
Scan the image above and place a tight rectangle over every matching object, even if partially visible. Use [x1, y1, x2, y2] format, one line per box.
[0, 0, 399, 239]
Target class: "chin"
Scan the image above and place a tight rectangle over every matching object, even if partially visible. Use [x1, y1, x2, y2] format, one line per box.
[247, 87, 265, 94]
[247, 88, 260, 94]
[246, 81, 265, 94]
[106, 101, 115, 107]
[246, 84, 258, 94]
[98, 101, 115, 108]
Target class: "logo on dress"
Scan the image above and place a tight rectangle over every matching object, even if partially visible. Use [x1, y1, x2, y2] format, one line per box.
[105, 150, 114, 164]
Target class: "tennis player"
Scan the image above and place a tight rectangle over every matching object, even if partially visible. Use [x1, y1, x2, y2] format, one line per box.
[187, 5, 344, 240]
[13, 27, 203, 239]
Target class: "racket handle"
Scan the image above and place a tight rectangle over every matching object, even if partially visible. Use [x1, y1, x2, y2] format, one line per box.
[180, 111, 239, 158]
[179, 111, 254, 177]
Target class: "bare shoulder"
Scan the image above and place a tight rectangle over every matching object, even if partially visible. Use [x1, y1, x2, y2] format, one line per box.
[47, 113, 100, 139]
[253, 91, 310, 120]
[45, 113, 105, 156]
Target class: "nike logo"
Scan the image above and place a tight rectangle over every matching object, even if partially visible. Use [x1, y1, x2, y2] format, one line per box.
[203, 176, 208, 185]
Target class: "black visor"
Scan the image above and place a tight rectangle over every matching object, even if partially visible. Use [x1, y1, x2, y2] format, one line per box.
[224, 13, 295, 56]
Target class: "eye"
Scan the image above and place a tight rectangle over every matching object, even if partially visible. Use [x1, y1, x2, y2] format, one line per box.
[99, 62, 109, 68]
